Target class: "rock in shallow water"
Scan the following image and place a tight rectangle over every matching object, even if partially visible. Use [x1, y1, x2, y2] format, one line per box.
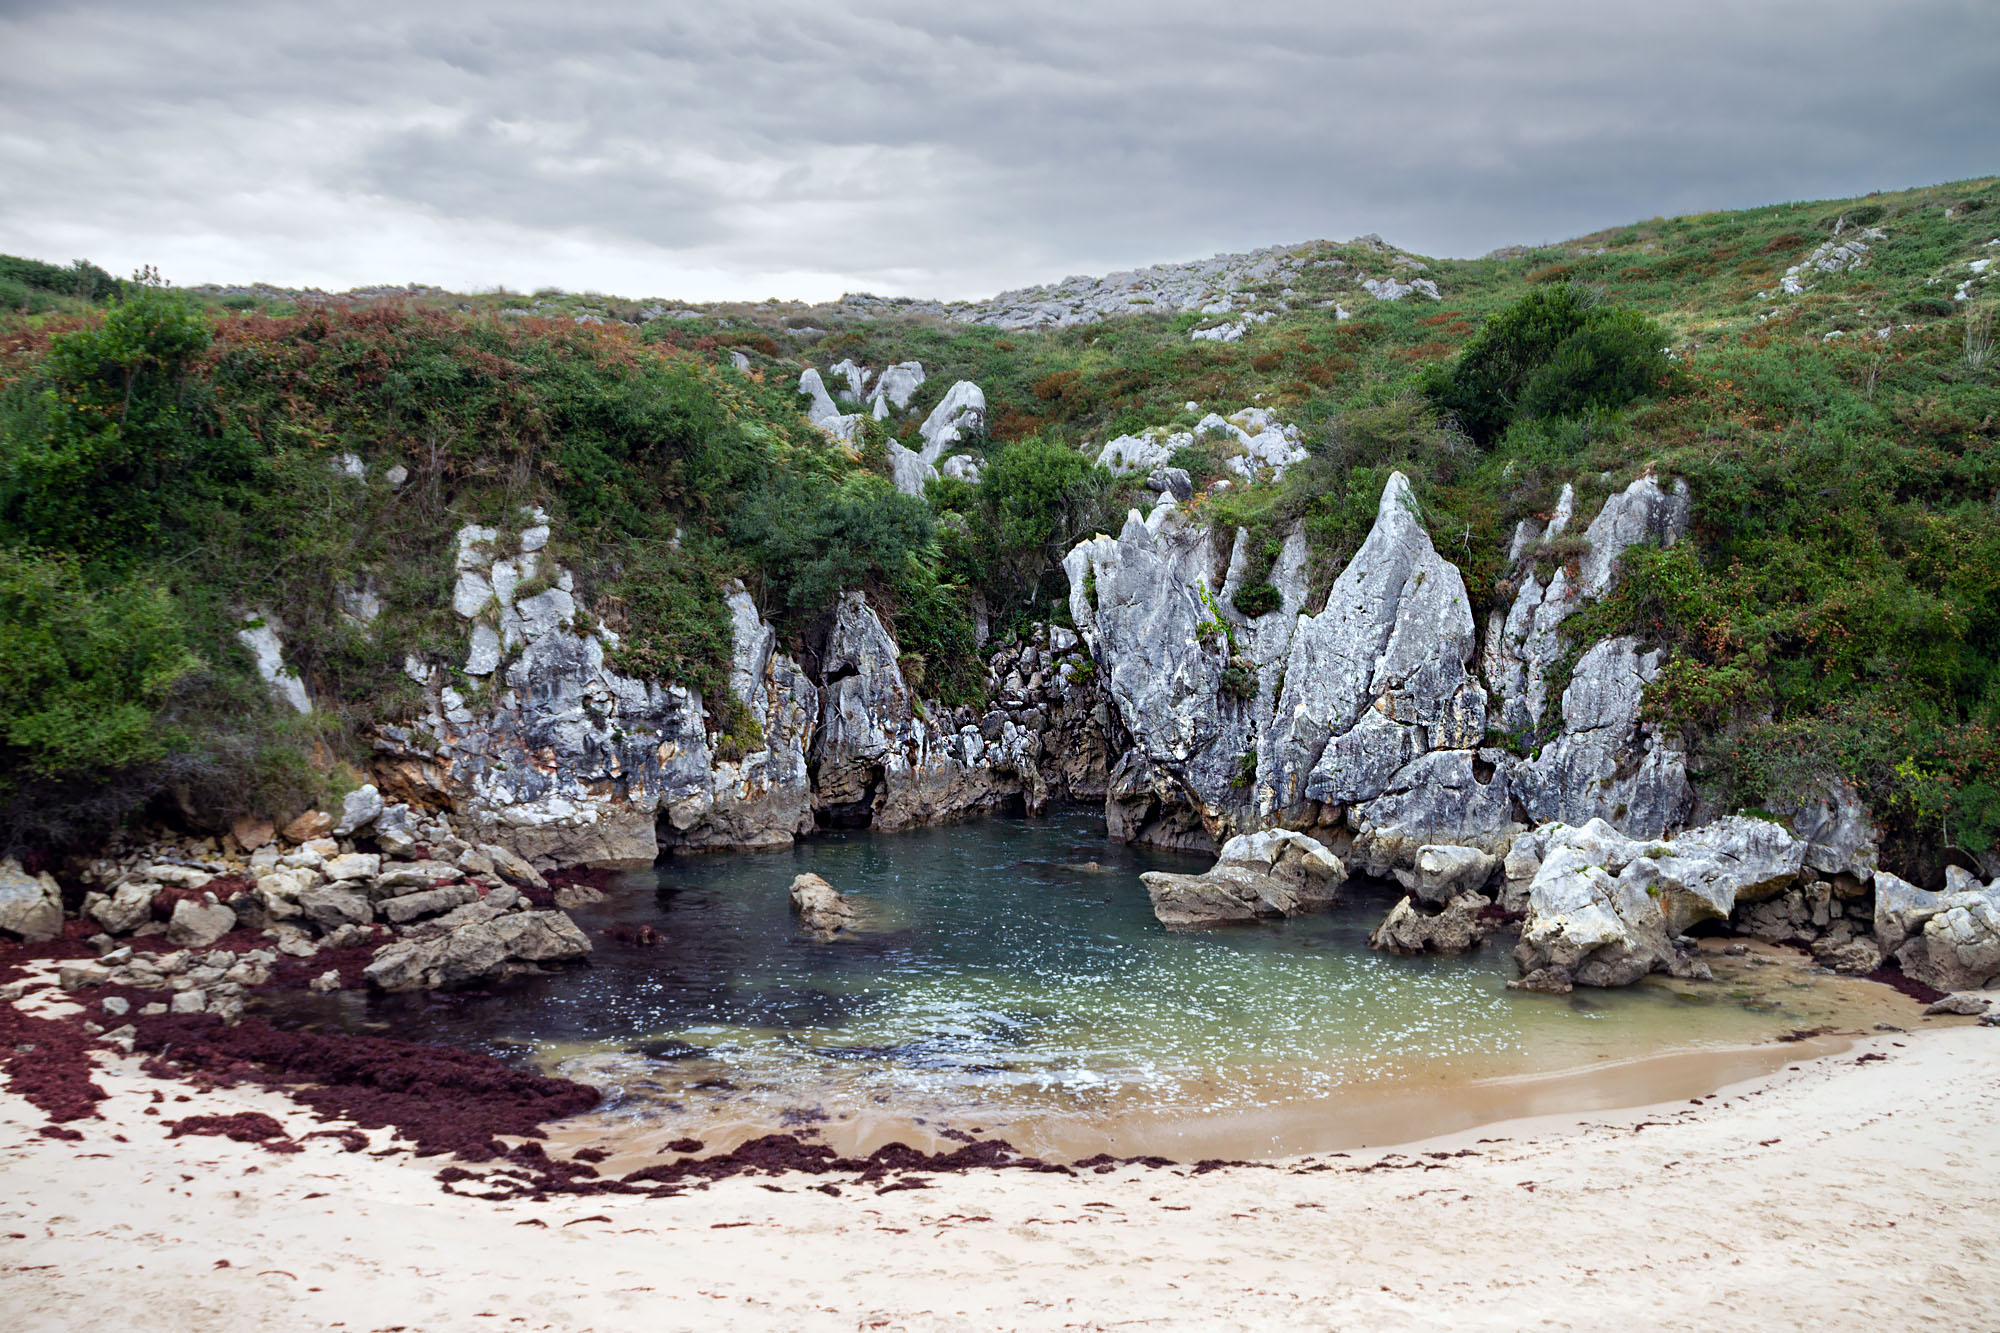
[789, 872, 855, 938]
[1369, 892, 1496, 955]
[1141, 830, 1344, 929]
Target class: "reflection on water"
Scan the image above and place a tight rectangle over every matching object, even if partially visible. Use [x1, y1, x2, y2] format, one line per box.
[265, 805, 1919, 1159]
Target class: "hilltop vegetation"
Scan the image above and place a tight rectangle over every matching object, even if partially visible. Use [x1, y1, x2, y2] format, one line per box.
[1, 175, 1996, 870]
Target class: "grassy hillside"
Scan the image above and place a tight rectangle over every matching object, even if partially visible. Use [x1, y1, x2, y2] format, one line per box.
[1, 175, 1996, 871]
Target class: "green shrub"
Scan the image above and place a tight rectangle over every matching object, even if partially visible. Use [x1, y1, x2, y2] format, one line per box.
[1231, 582, 1282, 618]
[0, 549, 200, 794]
[1424, 287, 1670, 443]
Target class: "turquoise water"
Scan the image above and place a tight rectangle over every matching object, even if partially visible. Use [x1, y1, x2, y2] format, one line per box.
[274, 806, 1905, 1158]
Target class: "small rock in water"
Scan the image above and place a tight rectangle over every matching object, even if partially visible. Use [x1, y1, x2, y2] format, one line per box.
[789, 873, 855, 938]
[1508, 966, 1574, 994]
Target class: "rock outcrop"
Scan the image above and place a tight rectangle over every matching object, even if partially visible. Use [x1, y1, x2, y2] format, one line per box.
[1140, 830, 1345, 929]
[1262, 472, 1484, 831]
[1370, 892, 1497, 955]
[1509, 816, 1810, 989]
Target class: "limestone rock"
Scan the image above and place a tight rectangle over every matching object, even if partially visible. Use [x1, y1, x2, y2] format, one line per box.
[1370, 892, 1495, 955]
[283, 810, 335, 843]
[1511, 638, 1691, 838]
[1349, 750, 1515, 876]
[1265, 472, 1481, 825]
[1812, 936, 1884, 975]
[788, 873, 854, 937]
[86, 880, 157, 936]
[1142, 830, 1345, 928]
[1512, 819, 1734, 988]
[167, 895, 236, 949]
[1925, 992, 1991, 1016]
[333, 784, 384, 837]
[363, 910, 589, 990]
[1897, 885, 2000, 992]
[379, 885, 479, 924]
[868, 361, 926, 418]
[297, 886, 371, 933]
[0, 859, 63, 942]
[323, 852, 380, 883]
[1404, 845, 1500, 905]
[1872, 871, 1942, 953]
[919, 381, 986, 455]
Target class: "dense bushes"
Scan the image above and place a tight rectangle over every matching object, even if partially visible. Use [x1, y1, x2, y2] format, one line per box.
[0, 549, 199, 796]
[1423, 286, 1672, 444]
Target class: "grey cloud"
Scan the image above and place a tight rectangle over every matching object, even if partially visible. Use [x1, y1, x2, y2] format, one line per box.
[0, 0, 1994, 297]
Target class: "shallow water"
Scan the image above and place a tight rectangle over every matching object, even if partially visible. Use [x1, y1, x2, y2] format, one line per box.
[268, 806, 1919, 1160]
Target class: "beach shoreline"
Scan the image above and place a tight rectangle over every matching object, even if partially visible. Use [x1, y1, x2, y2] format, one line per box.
[4, 1003, 1995, 1331]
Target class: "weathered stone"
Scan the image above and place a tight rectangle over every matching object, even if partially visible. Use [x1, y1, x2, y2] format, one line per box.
[1512, 819, 1725, 988]
[1897, 888, 2000, 992]
[283, 810, 335, 843]
[1349, 750, 1515, 876]
[1404, 845, 1500, 905]
[1873, 871, 1942, 953]
[363, 910, 588, 991]
[1509, 965, 1575, 994]
[333, 784, 385, 837]
[1512, 638, 1691, 839]
[789, 873, 855, 937]
[1142, 864, 1302, 928]
[1812, 936, 1884, 975]
[379, 885, 480, 924]
[323, 852, 380, 883]
[230, 816, 276, 851]
[167, 895, 236, 949]
[1370, 892, 1495, 955]
[1925, 991, 1990, 1016]
[297, 886, 372, 933]
[1264, 472, 1481, 825]
[0, 859, 64, 943]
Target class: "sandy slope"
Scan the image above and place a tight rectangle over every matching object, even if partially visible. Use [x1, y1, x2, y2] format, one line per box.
[3, 1026, 1997, 1333]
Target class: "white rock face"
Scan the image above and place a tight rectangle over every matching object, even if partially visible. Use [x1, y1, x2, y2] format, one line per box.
[1263, 471, 1484, 823]
[236, 614, 312, 715]
[919, 381, 986, 456]
[1895, 878, 2000, 991]
[940, 454, 984, 485]
[1361, 276, 1440, 302]
[887, 442, 939, 497]
[1511, 637, 1692, 839]
[798, 367, 865, 445]
[868, 361, 926, 418]
[1511, 815, 1807, 987]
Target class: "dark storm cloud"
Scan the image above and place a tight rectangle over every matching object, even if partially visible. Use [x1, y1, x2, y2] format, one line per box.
[0, 0, 1993, 297]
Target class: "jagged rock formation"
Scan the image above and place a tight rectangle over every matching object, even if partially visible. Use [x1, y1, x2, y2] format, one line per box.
[1065, 501, 1310, 850]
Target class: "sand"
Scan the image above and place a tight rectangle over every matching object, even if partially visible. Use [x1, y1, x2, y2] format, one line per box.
[4, 1019, 1998, 1332]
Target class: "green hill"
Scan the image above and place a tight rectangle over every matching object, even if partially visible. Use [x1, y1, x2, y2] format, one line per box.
[1, 174, 1996, 871]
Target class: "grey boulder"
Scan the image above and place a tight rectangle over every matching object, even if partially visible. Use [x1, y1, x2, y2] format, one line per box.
[0, 859, 63, 942]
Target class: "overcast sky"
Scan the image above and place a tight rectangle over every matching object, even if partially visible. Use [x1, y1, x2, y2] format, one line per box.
[1, 0, 1994, 302]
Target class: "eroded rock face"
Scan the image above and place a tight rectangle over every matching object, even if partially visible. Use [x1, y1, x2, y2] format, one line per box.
[1512, 638, 1691, 839]
[664, 586, 818, 853]
[1896, 880, 2000, 992]
[1263, 472, 1483, 826]
[1370, 892, 1495, 955]
[1511, 815, 1806, 983]
[810, 593, 1024, 831]
[1509, 818, 1807, 987]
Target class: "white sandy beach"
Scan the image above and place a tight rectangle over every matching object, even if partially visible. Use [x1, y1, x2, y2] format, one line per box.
[4, 1020, 1997, 1332]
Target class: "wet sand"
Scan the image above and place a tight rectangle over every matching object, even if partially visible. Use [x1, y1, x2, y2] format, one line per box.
[4, 1016, 1995, 1331]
